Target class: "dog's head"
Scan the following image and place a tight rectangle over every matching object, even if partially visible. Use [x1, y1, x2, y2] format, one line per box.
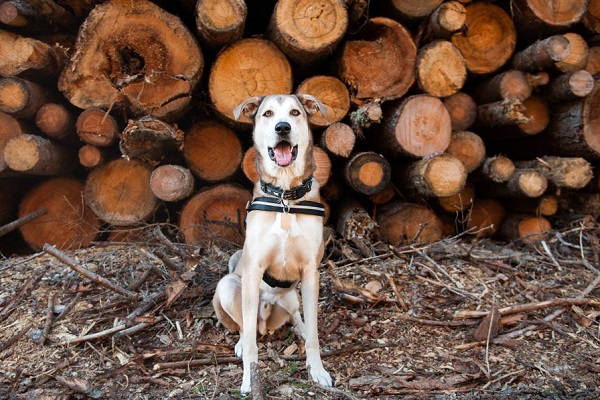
[233, 95, 326, 172]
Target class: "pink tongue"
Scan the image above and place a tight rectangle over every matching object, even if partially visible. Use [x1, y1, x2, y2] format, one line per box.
[274, 143, 292, 166]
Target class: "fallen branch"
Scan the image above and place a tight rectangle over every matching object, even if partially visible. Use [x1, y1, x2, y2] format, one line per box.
[455, 297, 600, 319]
[0, 325, 32, 352]
[0, 208, 47, 237]
[250, 362, 265, 400]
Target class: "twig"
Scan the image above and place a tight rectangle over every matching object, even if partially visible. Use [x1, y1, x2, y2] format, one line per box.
[455, 297, 600, 319]
[113, 316, 164, 338]
[385, 274, 409, 312]
[128, 265, 159, 291]
[0, 208, 47, 237]
[39, 293, 55, 345]
[0, 325, 32, 352]
[395, 312, 478, 327]
[541, 240, 563, 271]
[416, 248, 464, 289]
[0, 271, 46, 323]
[68, 324, 128, 345]
[315, 383, 361, 400]
[154, 225, 189, 260]
[43, 243, 138, 298]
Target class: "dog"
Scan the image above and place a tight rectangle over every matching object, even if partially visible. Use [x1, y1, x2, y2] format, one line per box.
[212, 94, 332, 393]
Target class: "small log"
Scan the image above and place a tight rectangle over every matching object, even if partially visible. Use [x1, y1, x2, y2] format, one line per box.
[320, 122, 356, 158]
[150, 164, 195, 202]
[179, 183, 252, 246]
[75, 108, 120, 147]
[35, 103, 76, 143]
[120, 116, 185, 165]
[0, 77, 51, 119]
[585, 46, 600, 77]
[78, 145, 105, 169]
[451, 2, 516, 75]
[267, 0, 348, 66]
[343, 151, 391, 196]
[510, 0, 589, 39]
[296, 75, 350, 127]
[58, 0, 204, 121]
[497, 214, 552, 244]
[469, 70, 532, 104]
[442, 92, 477, 131]
[195, 0, 247, 53]
[0, 110, 29, 173]
[183, 120, 242, 183]
[465, 198, 505, 238]
[474, 155, 516, 183]
[425, 1, 467, 39]
[555, 33, 590, 73]
[19, 177, 99, 251]
[381, 0, 443, 24]
[436, 181, 475, 213]
[542, 70, 595, 103]
[208, 38, 292, 125]
[504, 194, 559, 217]
[477, 169, 548, 198]
[0, 0, 78, 33]
[4, 134, 78, 176]
[445, 130, 486, 173]
[336, 17, 417, 105]
[514, 157, 594, 190]
[84, 158, 159, 226]
[334, 198, 377, 246]
[477, 96, 549, 137]
[379, 94, 452, 158]
[416, 40, 467, 98]
[0, 29, 65, 78]
[583, 0, 600, 33]
[511, 35, 572, 71]
[377, 201, 443, 245]
[394, 153, 468, 198]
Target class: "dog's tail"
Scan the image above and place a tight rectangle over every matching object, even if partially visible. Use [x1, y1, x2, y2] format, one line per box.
[228, 250, 242, 274]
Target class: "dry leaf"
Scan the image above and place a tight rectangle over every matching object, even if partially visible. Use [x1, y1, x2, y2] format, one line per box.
[473, 305, 500, 341]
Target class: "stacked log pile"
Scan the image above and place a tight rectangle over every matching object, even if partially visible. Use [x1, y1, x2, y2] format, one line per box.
[1, 0, 599, 254]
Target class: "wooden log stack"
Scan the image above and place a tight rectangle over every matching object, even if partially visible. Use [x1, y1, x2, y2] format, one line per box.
[1, 0, 600, 254]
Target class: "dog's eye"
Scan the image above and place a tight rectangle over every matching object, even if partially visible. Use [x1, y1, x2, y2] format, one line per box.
[290, 109, 300, 116]
[263, 110, 273, 117]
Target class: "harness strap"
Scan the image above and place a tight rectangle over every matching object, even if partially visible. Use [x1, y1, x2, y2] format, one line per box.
[260, 176, 313, 200]
[247, 197, 325, 217]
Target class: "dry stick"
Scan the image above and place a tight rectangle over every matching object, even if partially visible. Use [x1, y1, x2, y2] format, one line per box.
[69, 324, 129, 345]
[415, 248, 465, 289]
[155, 225, 188, 260]
[39, 293, 55, 345]
[0, 325, 32, 352]
[395, 312, 478, 327]
[385, 274, 409, 312]
[455, 297, 600, 319]
[0, 271, 46, 323]
[0, 208, 47, 237]
[113, 316, 164, 338]
[250, 362, 265, 400]
[43, 243, 138, 298]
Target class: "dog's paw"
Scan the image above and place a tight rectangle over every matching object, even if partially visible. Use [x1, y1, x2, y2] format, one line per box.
[240, 377, 252, 394]
[309, 365, 333, 387]
[235, 339, 243, 358]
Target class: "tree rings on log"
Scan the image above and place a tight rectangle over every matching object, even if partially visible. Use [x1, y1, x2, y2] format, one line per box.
[179, 183, 252, 246]
[416, 40, 466, 98]
[18, 177, 100, 251]
[296, 75, 350, 127]
[343, 151, 391, 196]
[150, 164, 195, 202]
[58, 0, 204, 121]
[195, 0, 247, 53]
[510, 0, 589, 38]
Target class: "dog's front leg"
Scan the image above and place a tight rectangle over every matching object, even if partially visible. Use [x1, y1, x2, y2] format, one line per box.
[301, 268, 333, 387]
[240, 267, 262, 394]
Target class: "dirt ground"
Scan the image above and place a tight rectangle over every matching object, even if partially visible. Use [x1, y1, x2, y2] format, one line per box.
[1, 219, 600, 400]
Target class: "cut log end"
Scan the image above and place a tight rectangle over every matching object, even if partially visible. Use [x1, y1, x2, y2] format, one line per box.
[377, 202, 443, 246]
[150, 165, 195, 202]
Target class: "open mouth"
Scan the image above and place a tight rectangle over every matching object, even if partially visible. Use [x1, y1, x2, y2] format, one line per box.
[268, 141, 298, 167]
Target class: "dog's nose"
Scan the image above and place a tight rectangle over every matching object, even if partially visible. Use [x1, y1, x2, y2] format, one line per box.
[275, 122, 291, 135]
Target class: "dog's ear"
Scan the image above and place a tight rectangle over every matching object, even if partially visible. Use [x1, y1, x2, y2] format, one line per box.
[233, 96, 262, 120]
[297, 94, 327, 118]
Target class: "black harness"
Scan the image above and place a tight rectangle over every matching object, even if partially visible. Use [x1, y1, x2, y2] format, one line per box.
[246, 176, 325, 288]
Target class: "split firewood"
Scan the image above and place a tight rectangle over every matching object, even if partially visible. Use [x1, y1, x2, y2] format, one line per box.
[336, 16, 417, 105]
[465, 198, 506, 238]
[343, 151, 391, 196]
[497, 213, 552, 244]
[377, 201, 443, 245]
[208, 37, 292, 125]
[0, 29, 66, 78]
[267, 0, 348, 66]
[445, 131, 486, 173]
[511, 35, 572, 71]
[296, 75, 350, 127]
[542, 70, 595, 103]
[515, 156, 593, 190]
[4, 134, 78, 176]
[195, 0, 247, 53]
[19, 177, 99, 251]
[120, 116, 185, 166]
[442, 92, 477, 131]
[75, 108, 120, 147]
[555, 32, 590, 73]
[451, 2, 517, 75]
[58, 0, 204, 121]
[469, 69, 532, 104]
[319, 122, 356, 158]
[510, 0, 588, 38]
[0, 76, 51, 119]
[150, 164, 195, 202]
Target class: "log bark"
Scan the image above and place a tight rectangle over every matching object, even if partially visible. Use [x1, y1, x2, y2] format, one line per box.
[0, 77, 51, 119]
[319, 122, 355, 158]
[336, 17, 417, 105]
[445, 130, 486, 173]
[514, 156, 594, 190]
[416, 40, 467, 98]
[474, 155, 516, 183]
[377, 201, 443, 245]
[510, 0, 589, 39]
[195, 0, 247, 53]
[267, 0, 348, 66]
[18, 177, 100, 251]
[0, 111, 29, 173]
[179, 183, 252, 246]
[120, 116, 185, 166]
[424, 1, 467, 40]
[451, 2, 516, 75]
[75, 108, 120, 147]
[442, 92, 476, 131]
[477, 96, 549, 137]
[78, 145, 105, 169]
[334, 198, 378, 245]
[511, 35, 572, 71]
[465, 198, 505, 238]
[4, 134, 78, 176]
[208, 38, 292, 125]
[0, 0, 78, 33]
[150, 164, 195, 202]
[379, 95, 452, 158]
[182, 120, 242, 182]
[84, 158, 159, 226]
[58, 0, 204, 121]
[296, 75, 350, 127]
[555, 33, 590, 73]
[343, 151, 391, 196]
[543, 70, 595, 103]
[35, 103, 76, 143]
[0, 29, 66, 79]
[394, 153, 468, 198]
[478, 169, 548, 198]
[469, 70, 532, 104]
[497, 213, 551, 244]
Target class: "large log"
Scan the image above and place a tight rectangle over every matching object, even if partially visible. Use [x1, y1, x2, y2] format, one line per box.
[445, 130, 486, 173]
[465, 198, 505, 238]
[555, 33, 590, 73]
[35, 103, 77, 143]
[416, 40, 467, 98]
[497, 213, 552, 244]
[18, 177, 100, 251]
[195, 0, 247, 53]
[150, 164, 195, 202]
[542, 70, 595, 103]
[510, 0, 589, 38]
[451, 2, 517, 75]
[377, 201, 443, 245]
[469, 70, 532, 104]
[296, 75, 350, 127]
[336, 17, 417, 105]
[511, 35, 572, 71]
[267, 0, 348, 66]
[208, 37, 292, 125]
[423, 1, 467, 40]
[474, 155, 516, 183]
[58, 0, 204, 121]
[319, 122, 355, 158]
[436, 181, 475, 213]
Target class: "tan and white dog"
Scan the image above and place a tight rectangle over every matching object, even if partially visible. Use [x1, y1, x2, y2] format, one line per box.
[212, 94, 332, 393]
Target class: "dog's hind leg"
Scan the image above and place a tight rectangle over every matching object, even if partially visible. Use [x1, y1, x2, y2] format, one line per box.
[212, 274, 243, 333]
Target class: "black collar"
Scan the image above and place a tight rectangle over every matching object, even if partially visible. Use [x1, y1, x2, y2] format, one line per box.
[262, 272, 296, 289]
[260, 176, 314, 201]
